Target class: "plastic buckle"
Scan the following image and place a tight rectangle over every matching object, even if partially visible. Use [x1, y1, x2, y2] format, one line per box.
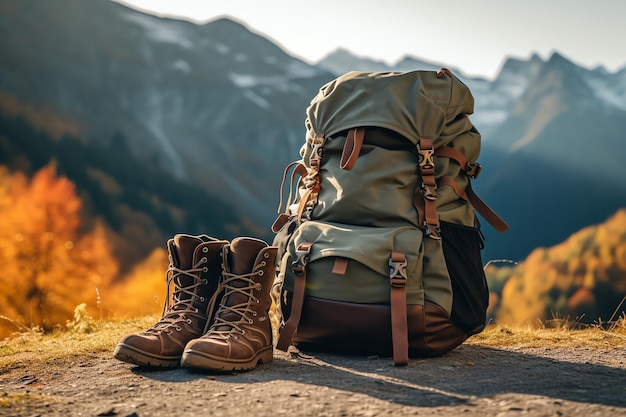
[424, 223, 442, 240]
[418, 148, 435, 170]
[466, 161, 482, 179]
[389, 255, 408, 287]
[291, 244, 311, 275]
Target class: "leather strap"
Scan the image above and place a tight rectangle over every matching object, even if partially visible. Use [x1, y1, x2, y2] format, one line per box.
[418, 138, 441, 239]
[331, 257, 349, 275]
[435, 146, 482, 179]
[439, 176, 510, 232]
[272, 161, 307, 232]
[276, 242, 312, 352]
[389, 251, 409, 366]
[340, 128, 365, 170]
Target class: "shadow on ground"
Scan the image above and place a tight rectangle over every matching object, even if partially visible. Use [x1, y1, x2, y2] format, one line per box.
[132, 344, 626, 409]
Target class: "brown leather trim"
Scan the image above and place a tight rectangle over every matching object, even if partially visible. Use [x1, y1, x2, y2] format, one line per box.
[285, 296, 468, 358]
[439, 176, 509, 233]
[435, 146, 467, 171]
[389, 251, 408, 366]
[436, 68, 453, 78]
[340, 128, 365, 170]
[418, 137, 440, 239]
[331, 257, 349, 275]
[276, 242, 312, 351]
[465, 182, 509, 233]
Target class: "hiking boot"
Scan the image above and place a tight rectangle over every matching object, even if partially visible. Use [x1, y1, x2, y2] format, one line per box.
[181, 237, 277, 372]
[113, 234, 228, 368]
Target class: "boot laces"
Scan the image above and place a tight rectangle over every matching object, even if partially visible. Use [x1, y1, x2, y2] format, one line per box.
[145, 256, 208, 335]
[204, 262, 265, 336]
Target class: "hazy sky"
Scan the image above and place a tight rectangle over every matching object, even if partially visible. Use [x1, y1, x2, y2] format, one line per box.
[115, 0, 626, 79]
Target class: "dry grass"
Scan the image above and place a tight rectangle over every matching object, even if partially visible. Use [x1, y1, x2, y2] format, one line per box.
[468, 317, 626, 350]
[2, 310, 625, 372]
[0, 314, 158, 369]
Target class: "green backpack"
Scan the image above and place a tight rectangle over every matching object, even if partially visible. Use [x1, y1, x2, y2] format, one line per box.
[271, 69, 508, 365]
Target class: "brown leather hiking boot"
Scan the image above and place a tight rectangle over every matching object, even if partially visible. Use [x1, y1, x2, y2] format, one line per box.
[181, 237, 277, 372]
[113, 234, 228, 368]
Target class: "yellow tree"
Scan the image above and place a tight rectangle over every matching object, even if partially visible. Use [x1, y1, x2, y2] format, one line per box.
[0, 164, 118, 332]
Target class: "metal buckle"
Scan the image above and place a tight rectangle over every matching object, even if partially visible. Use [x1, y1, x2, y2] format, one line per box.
[466, 161, 482, 179]
[291, 244, 311, 275]
[309, 136, 325, 166]
[389, 255, 408, 287]
[423, 223, 442, 240]
[418, 148, 435, 170]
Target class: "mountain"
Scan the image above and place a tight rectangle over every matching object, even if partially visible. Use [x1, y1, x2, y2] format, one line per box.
[1, 0, 626, 268]
[317, 48, 454, 76]
[476, 53, 626, 261]
[318, 48, 626, 262]
[0, 0, 335, 232]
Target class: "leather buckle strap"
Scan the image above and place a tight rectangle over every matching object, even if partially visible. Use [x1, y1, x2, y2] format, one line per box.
[389, 252, 408, 287]
[418, 138, 440, 239]
[276, 242, 312, 352]
[291, 243, 312, 275]
[439, 176, 509, 233]
[389, 251, 409, 366]
[434, 146, 482, 179]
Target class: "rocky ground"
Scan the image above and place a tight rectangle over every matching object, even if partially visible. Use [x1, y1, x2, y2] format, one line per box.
[2, 339, 625, 416]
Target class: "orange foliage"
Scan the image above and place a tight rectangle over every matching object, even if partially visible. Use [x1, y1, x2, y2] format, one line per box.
[0, 164, 118, 336]
[105, 247, 168, 318]
[489, 209, 626, 326]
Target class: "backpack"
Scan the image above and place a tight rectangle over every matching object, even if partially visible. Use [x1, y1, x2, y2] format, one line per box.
[270, 69, 509, 366]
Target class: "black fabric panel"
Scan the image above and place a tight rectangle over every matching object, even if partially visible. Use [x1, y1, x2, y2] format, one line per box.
[440, 221, 489, 334]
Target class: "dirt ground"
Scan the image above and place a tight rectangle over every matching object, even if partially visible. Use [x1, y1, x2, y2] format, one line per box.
[2, 340, 625, 417]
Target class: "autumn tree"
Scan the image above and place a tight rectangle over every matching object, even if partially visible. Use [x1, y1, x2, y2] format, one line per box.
[488, 209, 626, 327]
[0, 164, 118, 334]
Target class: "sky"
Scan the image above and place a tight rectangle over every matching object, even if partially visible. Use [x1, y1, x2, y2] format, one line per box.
[114, 0, 626, 80]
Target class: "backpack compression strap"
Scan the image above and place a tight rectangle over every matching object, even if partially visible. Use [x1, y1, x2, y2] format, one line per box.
[417, 137, 441, 239]
[276, 242, 312, 352]
[438, 176, 510, 232]
[435, 146, 510, 232]
[389, 251, 409, 366]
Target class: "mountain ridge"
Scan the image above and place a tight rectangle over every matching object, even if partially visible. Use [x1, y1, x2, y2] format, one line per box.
[1, 0, 625, 267]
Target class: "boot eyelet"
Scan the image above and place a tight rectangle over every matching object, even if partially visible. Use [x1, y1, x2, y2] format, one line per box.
[203, 267, 208, 272]
[187, 319, 192, 324]
[252, 311, 257, 316]
[258, 270, 264, 276]
[241, 330, 245, 335]
[264, 253, 269, 259]
[248, 319, 254, 324]
[176, 326, 182, 331]
[260, 261, 266, 267]
[202, 247, 208, 253]
[203, 279, 208, 284]
[200, 297, 205, 302]
[256, 284, 262, 290]
[195, 308, 199, 313]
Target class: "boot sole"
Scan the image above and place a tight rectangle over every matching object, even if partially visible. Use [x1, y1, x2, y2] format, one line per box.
[113, 343, 181, 368]
[180, 346, 273, 372]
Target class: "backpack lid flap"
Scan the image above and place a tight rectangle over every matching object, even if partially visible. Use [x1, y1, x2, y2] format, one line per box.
[305, 70, 474, 145]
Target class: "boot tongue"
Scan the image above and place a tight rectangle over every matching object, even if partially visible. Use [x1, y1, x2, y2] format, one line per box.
[171, 234, 205, 269]
[228, 237, 267, 274]
[218, 238, 268, 325]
